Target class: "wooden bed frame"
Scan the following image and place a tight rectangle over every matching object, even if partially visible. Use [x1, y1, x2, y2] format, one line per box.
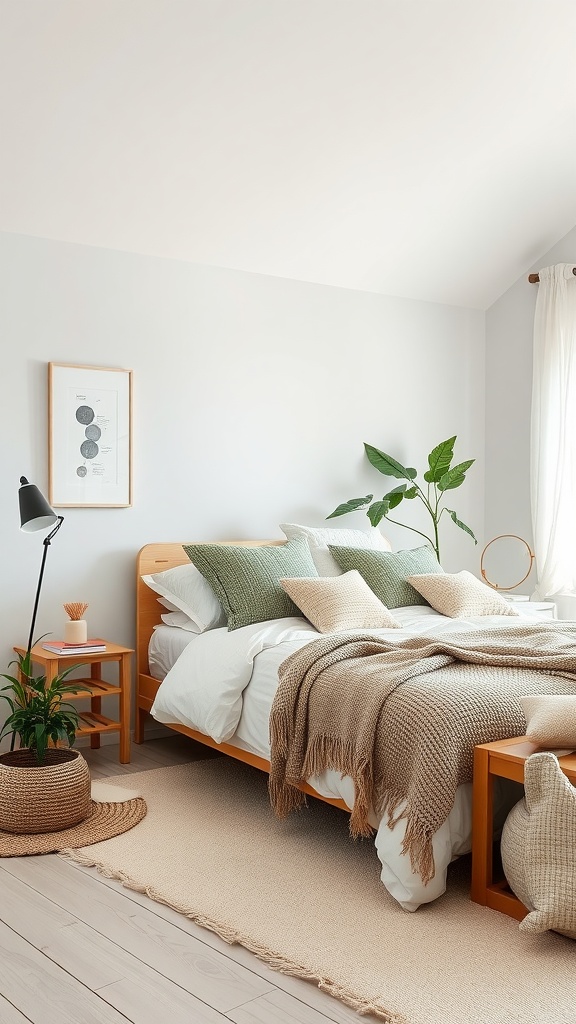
[135, 542, 349, 812]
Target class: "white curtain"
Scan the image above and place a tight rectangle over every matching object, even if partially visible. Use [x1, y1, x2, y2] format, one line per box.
[531, 263, 576, 602]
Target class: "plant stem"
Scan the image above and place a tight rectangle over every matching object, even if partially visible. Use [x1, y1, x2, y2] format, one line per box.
[383, 517, 436, 551]
[398, 476, 440, 560]
[432, 516, 440, 562]
[411, 479, 434, 517]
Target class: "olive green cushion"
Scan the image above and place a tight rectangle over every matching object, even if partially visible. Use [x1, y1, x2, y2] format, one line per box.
[183, 539, 318, 630]
[328, 544, 442, 609]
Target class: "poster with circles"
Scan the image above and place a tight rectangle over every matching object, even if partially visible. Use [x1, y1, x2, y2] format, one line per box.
[49, 363, 132, 507]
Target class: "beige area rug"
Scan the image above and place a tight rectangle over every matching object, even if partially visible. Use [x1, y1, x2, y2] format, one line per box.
[61, 759, 576, 1024]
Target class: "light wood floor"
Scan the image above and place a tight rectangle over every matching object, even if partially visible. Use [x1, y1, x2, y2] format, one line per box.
[0, 736, 381, 1024]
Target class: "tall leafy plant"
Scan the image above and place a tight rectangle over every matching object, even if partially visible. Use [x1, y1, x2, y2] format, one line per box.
[327, 435, 476, 563]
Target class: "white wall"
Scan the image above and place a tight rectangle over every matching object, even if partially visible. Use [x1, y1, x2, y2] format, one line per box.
[485, 225, 576, 595]
[0, 231, 485, 714]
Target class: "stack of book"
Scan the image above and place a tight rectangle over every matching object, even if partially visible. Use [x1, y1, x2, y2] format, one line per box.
[41, 639, 107, 655]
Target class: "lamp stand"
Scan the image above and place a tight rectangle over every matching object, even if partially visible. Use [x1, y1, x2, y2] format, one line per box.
[25, 516, 64, 662]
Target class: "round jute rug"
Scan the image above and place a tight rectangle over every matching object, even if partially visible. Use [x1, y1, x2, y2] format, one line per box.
[61, 758, 576, 1024]
[0, 794, 147, 856]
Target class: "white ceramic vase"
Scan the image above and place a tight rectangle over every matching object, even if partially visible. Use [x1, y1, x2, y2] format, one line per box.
[64, 619, 88, 644]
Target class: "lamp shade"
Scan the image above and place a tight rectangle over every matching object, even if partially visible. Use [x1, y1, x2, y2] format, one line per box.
[18, 477, 58, 533]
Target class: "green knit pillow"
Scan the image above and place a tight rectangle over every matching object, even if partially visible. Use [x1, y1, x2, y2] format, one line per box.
[328, 544, 442, 609]
[183, 539, 318, 630]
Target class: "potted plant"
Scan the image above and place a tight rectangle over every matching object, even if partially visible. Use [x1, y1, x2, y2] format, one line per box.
[328, 435, 477, 563]
[0, 651, 91, 835]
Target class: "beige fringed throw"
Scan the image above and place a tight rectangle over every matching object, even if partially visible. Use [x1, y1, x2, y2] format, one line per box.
[269, 622, 576, 885]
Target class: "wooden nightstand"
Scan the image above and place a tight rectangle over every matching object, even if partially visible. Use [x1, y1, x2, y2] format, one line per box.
[14, 642, 133, 764]
[471, 736, 576, 920]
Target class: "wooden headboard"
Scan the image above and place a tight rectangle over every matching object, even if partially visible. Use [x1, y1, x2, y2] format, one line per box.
[135, 539, 351, 813]
[136, 541, 285, 678]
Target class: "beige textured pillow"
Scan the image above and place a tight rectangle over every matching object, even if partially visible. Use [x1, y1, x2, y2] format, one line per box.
[521, 695, 576, 748]
[407, 570, 519, 618]
[279, 570, 401, 633]
[501, 752, 576, 939]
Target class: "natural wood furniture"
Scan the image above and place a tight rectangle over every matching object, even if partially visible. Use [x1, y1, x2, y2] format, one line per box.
[135, 542, 350, 812]
[471, 736, 576, 920]
[15, 641, 133, 764]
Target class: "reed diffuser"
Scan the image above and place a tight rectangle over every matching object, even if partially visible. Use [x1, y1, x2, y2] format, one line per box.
[64, 602, 88, 645]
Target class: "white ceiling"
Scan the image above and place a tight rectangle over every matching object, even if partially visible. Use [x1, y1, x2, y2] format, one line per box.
[1, 1, 575, 309]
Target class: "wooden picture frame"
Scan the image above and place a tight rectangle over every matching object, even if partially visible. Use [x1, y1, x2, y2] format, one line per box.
[49, 363, 133, 508]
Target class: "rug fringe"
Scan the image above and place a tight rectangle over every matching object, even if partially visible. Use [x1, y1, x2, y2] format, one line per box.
[59, 848, 408, 1024]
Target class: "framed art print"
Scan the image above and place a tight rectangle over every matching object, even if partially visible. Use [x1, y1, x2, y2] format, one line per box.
[49, 363, 133, 507]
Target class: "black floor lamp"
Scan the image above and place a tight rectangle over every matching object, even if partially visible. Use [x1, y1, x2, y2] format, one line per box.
[18, 477, 64, 666]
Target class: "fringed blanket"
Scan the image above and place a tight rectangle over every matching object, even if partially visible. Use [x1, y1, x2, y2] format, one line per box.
[268, 622, 576, 884]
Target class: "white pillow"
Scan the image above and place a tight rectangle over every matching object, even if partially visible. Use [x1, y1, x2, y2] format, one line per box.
[160, 609, 201, 633]
[156, 596, 181, 613]
[279, 523, 392, 576]
[141, 563, 226, 632]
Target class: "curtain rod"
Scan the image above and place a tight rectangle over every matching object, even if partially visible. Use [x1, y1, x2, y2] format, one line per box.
[529, 268, 576, 283]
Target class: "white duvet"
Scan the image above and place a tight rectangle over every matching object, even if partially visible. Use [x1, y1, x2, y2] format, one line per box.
[151, 606, 528, 910]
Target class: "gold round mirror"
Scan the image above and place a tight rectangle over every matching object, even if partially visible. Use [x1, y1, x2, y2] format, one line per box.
[480, 535, 535, 591]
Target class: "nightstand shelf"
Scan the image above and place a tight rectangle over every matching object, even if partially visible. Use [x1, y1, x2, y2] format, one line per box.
[14, 641, 133, 764]
[63, 678, 122, 701]
[76, 710, 121, 738]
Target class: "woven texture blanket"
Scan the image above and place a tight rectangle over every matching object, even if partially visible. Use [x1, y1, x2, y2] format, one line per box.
[268, 622, 576, 884]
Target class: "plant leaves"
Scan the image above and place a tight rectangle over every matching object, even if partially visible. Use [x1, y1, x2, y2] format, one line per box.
[446, 509, 477, 544]
[423, 436, 456, 483]
[438, 473, 465, 492]
[438, 460, 475, 492]
[0, 661, 83, 756]
[364, 444, 416, 481]
[404, 487, 418, 499]
[367, 500, 391, 526]
[54, 664, 85, 682]
[28, 676, 46, 693]
[326, 495, 372, 519]
[0, 675, 24, 690]
[388, 494, 404, 510]
[382, 484, 407, 511]
[57, 701, 80, 718]
[34, 723, 47, 765]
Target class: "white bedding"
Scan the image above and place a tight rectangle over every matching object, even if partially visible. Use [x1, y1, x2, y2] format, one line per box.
[151, 607, 527, 910]
[149, 624, 196, 680]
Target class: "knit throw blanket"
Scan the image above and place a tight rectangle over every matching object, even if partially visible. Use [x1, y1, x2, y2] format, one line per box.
[268, 622, 576, 884]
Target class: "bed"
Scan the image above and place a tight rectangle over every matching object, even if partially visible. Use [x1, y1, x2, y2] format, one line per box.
[136, 542, 355, 806]
[135, 541, 573, 912]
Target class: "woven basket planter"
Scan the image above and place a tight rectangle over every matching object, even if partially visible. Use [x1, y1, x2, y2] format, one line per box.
[0, 748, 91, 835]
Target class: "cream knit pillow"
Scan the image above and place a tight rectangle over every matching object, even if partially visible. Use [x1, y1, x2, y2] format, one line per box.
[521, 695, 576, 748]
[407, 570, 519, 618]
[279, 570, 401, 633]
[501, 752, 576, 939]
